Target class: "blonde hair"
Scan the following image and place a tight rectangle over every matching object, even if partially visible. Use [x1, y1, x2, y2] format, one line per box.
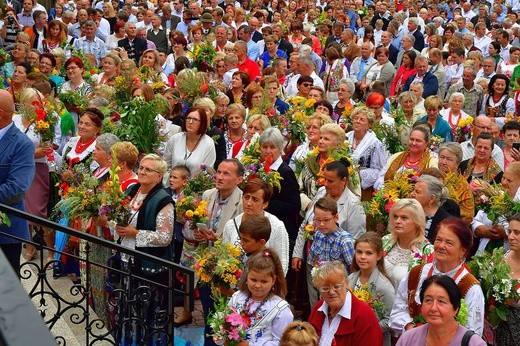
[193, 97, 216, 117]
[247, 114, 271, 131]
[141, 154, 168, 174]
[319, 123, 345, 145]
[388, 198, 426, 246]
[280, 321, 319, 346]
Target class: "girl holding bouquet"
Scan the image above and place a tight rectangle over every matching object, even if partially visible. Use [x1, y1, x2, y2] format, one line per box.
[348, 232, 395, 346]
[228, 248, 294, 345]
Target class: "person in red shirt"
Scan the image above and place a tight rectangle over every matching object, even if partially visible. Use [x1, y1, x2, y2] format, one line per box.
[235, 40, 261, 83]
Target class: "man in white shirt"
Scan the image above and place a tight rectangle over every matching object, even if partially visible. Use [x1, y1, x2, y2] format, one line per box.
[136, 9, 154, 30]
[474, 23, 492, 57]
[461, 115, 505, 169]
[498, 29, 512, 61]
[285, 54, 324, 97]
[93, 8, 110, 41]
[349, 42, 374, 88]
[171, 0, 183, 18]
[462, 2, 476, 21]
[476, 58, 497, 80]
[32, 0, 46, 13]
[223, 53, 239, 89]
[445, 47, 465, 89]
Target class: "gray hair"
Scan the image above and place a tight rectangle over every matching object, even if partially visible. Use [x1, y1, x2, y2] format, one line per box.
[214, 92, 230, 104]
[409, 17, 419, 26]
[311, 260, 348, 287]
[439, 142, 463, 164]
[96, 133, 120, 154]
[417, 174, 449, 206]
[398, 91, 417, 104]
[84, 20, 97, 28]
[298, 54, 315, 68]
[449, 92, 465, 103]
[463, 32, 475, 41]
[433, 16, 444, 25]
[410, 81, 424, 93]
[403, 34, 415, 44]
[259, 127, 285, 152]
[464, 65, 477, 76]
[351, 106, 375, 125]
[339, 78, 355, 94]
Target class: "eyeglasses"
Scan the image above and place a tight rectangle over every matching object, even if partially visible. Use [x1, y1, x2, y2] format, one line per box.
[186, 117, 201, 123]
[314, 217, 333, 224]
[66, 66, 79, 71]
[318, 283, 344, 293]
[302, 83, 313, 87]
[138, 166, 160, 174]
[475, 124, 491, 130]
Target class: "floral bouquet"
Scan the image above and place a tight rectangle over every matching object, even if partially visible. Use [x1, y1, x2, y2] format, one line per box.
[280, 97, 317, 143]
[114, 74, 141, 106]
[469, 179, 520, 222]
[58, 90, 88, 113]
[315, 142, 360, 189]
[352, 282, 388, 320]
[176, 195, 209, 231]
[208, 294, 250, 346]
[455, 116, 473, 142]
[25, 100, 60, 144]
[413, 299, 468, 327]
[240, 134, 283, 191]
[337, 102, 355, 130]
[468, 248, 520, 327]
[176, 69, 217, 105]
[505, 112, 520, 124]
[189, 41, 217, 72]
[0, 48, 11, 67]
[54, 172, 102, 223]
[303, 223, 316, 242]
[363, 170, 418, 230]
[429, 135, 443, 153]
[372, 121, 404, 155]
[98, 151, 131, 233]
[183, 164, 216, 196]
[195, 240, 243, 297]
[249, 89, 279, 127]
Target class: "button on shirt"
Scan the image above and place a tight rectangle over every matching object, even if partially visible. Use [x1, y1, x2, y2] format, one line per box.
[308, 227, 354, 267]
[73, 36, 107, 65]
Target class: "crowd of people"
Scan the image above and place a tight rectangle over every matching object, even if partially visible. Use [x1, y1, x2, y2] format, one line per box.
[3, 0, 520, 345]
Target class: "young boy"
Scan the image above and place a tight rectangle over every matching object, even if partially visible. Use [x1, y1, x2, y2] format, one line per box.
[238, 215, 271, 258]
[166, 165, 190, 205]
[307, 196, 355, 306]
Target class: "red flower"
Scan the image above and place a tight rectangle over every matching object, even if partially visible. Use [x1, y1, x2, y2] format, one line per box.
[340, 123, 346, 129]
[264, 155, 272, 174]
[35, 107, 46, 121]
[234, 269, 242, 279]
[90, 69, 96, 74]
[385, 200, 395, 213]
[201, 83, 209, 93]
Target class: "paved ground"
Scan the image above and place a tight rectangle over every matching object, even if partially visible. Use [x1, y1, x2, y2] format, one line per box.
[174, 298, 205, 346]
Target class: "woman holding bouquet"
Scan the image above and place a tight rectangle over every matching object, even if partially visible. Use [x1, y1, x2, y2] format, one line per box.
[60, 57, 93, 129]
[389, 218, 485, 337]
[479, 74, 515, 127]
[440, 93, 471, 142]
[231, 113, 270, 159]
[460, 132, 503, 184]
[115, 154, 174, 345]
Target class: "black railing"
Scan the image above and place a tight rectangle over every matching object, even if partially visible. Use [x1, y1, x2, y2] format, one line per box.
[0, 203, 195, 346]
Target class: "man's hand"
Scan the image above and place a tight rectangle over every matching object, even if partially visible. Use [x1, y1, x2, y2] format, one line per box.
[292, 257, 302, 271]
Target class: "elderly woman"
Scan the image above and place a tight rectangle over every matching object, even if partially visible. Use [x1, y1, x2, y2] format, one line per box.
[212, 93, 230, 131]
[440, 92, 471, 142]
[479, 74, 515, 129]
[382, 199, 433, 286]
[290, 113, 333, 172]
[163, 107, 216, 173]
[375, 125, 438, 190]
[332, 79, 355, 124]
[115, 154, 174, 344]
[366, 92, 394, 126]
[346, 106, 387, 200]
[397, 275, 487, 345]
[231, 113, 270, 159]
[222, 178, 290, 274]
[418, 95, 453, 142]
[308, 261, 383, 345]
[95, 53, 121, 86]
[390, 218, 485, 337]
[437, 143, 475, 224]
[39, 53, 63, 92]
[396, 91, 424, 147]
[9, 62, 32, 107]
[412, 175, 451, 243]
[1, 42, 28, 79]
[112, 141, 139, 191]
[224, 104, 246, 158]
[460, 132, 503, 184]
[259, 128, 301, 243]
[472, 161, 520, 253]
[360, 46, 396, 97]
[60, 57, 93, 128]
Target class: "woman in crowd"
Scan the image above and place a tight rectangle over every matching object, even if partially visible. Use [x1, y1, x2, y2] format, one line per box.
[348, 233, 395, 346]
[226, 71, 250, 105]
[168, 36, 191, 65]
[39, 53, 63, 91]
[314, 100, 334, 118]
[139, 49, 168, 84]
[45, 20, 68, 51]
[259, 34, 289, 69]
[212, 93, 229, 131]
[112, 141, 139, 191]
[309, 261, 383, 345]
[115, 154, 174, 345]
[60, 57, 93, 127]
[503, 120, 520, 169]
[360, 46, 395, 97]
[357, 25, 376, 50]
[223, 104, 247, 158]
[192, 97, 227, 168]
[437, 143, 475, 224]
[222, 178, 290, 274]
[288, 19, 304, 50]
[498, 46, 520, 80]
[212, 55, 226, 83]
[418, 95, 453, 142]
[397, 275, 486, 345]
[231, 113, 270, 159]
[412, 175, 451, 242]
[488, 41, 504, 69]
[163, 107, 216, 173]
[162, 88, 183, 127]
[346, 106, 387, 200]
[9, 62, 32, 106]
[280, 321, 319, 346]
[244, 83, 264, 113]
[332, 79, 355, 123]
[2, 42, 28, 79]
[376, 125, 438, 190]
[460, 132, 503, 184]
[479, 74, 515, 127]
[382, 198, 433, 286]
[366, 92, 394, 125]
[187, 24, 204, 51]
[0, 8, 21, 51]
[322, 45, 348, 103]
[495, 214, 520, 344]
[398, 91, 424, 146]
[289, 113, 332, 172]
[421, 34, 443, 59]
[105, 22, 126, 51]
[102, 2, 117, 33]
[440, 92, 471, 142]
[259, 128, 301, 244]
[390, 50, 417, 96]
[390, 218, 485, 337]
[95, 53, 121, 86]
[295, 76, 314, 99]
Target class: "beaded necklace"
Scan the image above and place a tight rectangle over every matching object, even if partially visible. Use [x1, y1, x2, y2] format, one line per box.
[241, 293, 271, 321]
[75, 137, 96, 154]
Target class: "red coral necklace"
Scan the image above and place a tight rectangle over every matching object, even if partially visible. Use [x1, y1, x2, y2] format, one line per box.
[75, 137, 96, 154]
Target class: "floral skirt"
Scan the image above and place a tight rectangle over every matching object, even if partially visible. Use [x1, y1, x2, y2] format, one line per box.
[495, 307, 520, 346]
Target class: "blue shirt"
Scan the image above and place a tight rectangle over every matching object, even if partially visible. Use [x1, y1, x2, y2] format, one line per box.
[246, 39, 260, 61]
[418, 115, 453, 142]
[259, 49, 288, 69]
[308, 226, 355, 270]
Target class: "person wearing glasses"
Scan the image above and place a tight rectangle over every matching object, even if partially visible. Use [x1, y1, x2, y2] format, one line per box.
[114, 154, 175, 345]
[308, 261, 383, 346]
[163, 107, 216, 173]
[60, 57, 93, 129]
[295, 75, 314, 98]
[460, 115, 505, 170]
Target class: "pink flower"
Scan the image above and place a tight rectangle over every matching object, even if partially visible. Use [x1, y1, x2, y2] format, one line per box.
[228, 328, 240, 341]
[194, 262, 200, 270]
[226, 313, 245, 327]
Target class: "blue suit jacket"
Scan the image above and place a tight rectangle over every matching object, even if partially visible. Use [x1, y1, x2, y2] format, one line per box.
[402, 71, 439, 98]
[0, 123, 35, 244]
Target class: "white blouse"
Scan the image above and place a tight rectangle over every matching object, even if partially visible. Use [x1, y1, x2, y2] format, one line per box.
[163, 132, 216, 173]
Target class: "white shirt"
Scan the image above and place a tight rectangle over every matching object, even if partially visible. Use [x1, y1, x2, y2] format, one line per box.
[474, 35, 492, 57]
[285, 71, 324, 97]
[317, 292, 353, 346]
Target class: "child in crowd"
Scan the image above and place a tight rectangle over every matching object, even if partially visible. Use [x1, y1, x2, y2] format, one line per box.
[306, 196, 355, 307]
[239, 214, 271, 258]
[280, 321, 319, 346]
[228, 248, 294, 345]
[167, 165, 190, 264]
[348, 232, 396, 346]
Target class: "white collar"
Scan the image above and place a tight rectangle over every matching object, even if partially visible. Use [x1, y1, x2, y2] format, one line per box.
[270, 156, 283, 171]
[317, 290, 352, 319]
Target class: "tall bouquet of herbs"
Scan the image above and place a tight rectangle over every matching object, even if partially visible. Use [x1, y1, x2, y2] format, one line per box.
[468, 248, 520, 327]
[114, 95, 167, 154]
[372, 107, 406, 155]
[469, 179, 520, 221]
[54, 172, 102, 223]
[240, 134, 283, 191]
[188, 41, 217, 72]
[183, 165, 216, 196]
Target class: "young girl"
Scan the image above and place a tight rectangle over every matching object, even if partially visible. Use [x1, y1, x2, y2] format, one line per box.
[280, 321, 319, 346]
[348, 232, 395, 346]
[228, 248, 294, 345]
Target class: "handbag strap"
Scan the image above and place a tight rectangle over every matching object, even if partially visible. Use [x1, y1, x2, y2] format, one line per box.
[461, 329, 475, 346]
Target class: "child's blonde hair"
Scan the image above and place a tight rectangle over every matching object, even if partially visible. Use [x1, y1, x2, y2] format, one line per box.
[280, 321, 319, 346]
